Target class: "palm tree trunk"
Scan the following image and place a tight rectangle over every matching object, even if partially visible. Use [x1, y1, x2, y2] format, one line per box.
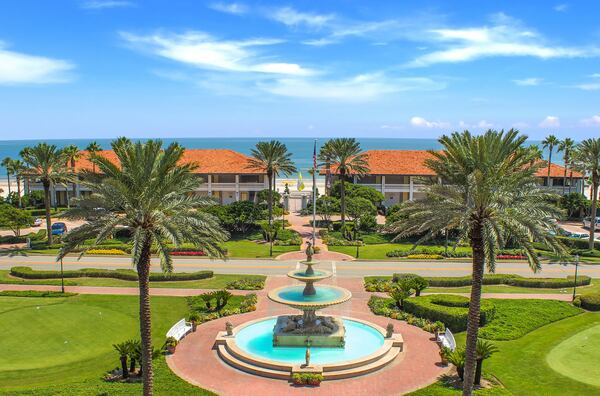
[267, 171, 273, 225]
[546, 150, 552, 187]
[568, 171, 573, 194]
[43, 181, 53, 245]
[16, 176, 22, 208]
[137, 237, 154, 395]
[6, 172, 11, 196]
[340, 170, 346, 227]
[129, 357, 136, 373]
[589, 180, 598, 250]
[463, 222, 485, 396]
[562, 163, 567, 195]
[474, 359, 483, 385]
[121, 356, 129, 378]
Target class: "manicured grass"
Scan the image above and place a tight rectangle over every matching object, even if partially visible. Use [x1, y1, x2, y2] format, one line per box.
[0, 294, 193, 392]
[407, 376, 511, 395]
[546, 324, 600, 387]
[0, 270, 265, 289]
[329, 243, 471, 260]
[223, 239, 298, 258]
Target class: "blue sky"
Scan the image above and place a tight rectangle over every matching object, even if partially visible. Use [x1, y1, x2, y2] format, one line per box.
[0, 0, 599, 140]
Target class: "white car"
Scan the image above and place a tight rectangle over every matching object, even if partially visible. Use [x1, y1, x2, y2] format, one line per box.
[32, 218, 43, 227]
[583, 217, 600, 229]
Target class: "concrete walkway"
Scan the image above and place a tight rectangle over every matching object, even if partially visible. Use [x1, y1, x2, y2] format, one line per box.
[276, 212, 355, 261]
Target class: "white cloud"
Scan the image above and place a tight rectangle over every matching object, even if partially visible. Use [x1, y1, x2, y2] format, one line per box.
[260, 75, 443, 101]
[458, 120, 494, 129]
[591, 73, 600, 78]
[539, 116, 560, 128]
[410, 116, 450, 128]
[81, 1, 135, 9]
[380, 124, 403, 130]
[269, 7, 333, 28]
[408, 13, 599, 67]
[0, 41, 74, 84]
[477, 120, 493, 128]
[554, 4, 569, 12]
[513, 77, 542, 86]
[581, 115, 600, 126]
[209, 2, 247, 15]
[573, 82, 600, 90]
[121, 31, 314, 76]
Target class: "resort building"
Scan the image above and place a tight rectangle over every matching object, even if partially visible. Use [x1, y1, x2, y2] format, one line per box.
[29, 149, 268, 206]
[339, 150, 584, 207]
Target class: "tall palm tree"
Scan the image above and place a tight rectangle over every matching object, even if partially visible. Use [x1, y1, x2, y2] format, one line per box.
[386, 130, 564, 396]
[248, 140, 296, 225]
[542, 134, 560, 188]
[21, 144, 68, 245]
[8, 159, 26, 208]
[85, 141, 102, 173]
[324, 138, 369, 227]
[318, 140, 335, 196]
[572, 138, 600, 249]
[2, 157, 12, 197]
[63, 145, 81, 205]
[58, 139, 228, 395]
[558, 138, 575, 194]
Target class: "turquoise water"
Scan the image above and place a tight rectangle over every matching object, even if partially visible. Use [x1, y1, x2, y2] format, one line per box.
[276, 285, 343, 303]
[235, 318, 384, 364]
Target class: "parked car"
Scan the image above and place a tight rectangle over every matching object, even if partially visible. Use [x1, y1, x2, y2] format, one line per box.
[51, 222, 68, 235]
[583, 217, 600, 229]
[32, 218, 43, 227]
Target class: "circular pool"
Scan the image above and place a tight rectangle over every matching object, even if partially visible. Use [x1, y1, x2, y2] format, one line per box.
[234, 317, 385, 365]
[267, 285, 352, 310]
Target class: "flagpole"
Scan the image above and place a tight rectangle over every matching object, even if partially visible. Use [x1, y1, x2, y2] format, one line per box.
[312, 139, 317, 245]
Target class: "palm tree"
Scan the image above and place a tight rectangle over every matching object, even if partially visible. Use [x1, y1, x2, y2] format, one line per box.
[21, 144, 68, 245]
[248, 140, 296, 225]
[2, 157, 12, 197]
[558, 138, 575, 194]
[385, 130, 564, 395]
[475, 339, 498, 385]
[324, 138, 369, 227]
[63, 145, 81, 205]
[57, 139, 228, 395]
[542, 134, 560, 188]
[85, 141, 102, 173]
[7, 159, 26, 208]
[572, 138, 600, 249]
[113, 342, 130, 379]
[318, 141, 335, 196]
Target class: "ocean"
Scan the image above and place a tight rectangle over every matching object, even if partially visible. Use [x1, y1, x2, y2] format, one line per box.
[0, 137, 548, 177]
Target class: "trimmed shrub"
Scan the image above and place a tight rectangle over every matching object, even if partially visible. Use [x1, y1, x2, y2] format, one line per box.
[171, 251, 206, 256]
[574, 294, 600, 311]
[86, 248, 126, 255]
[386, 246, 472, 258]
[0, 290, 77, 297]
[10, 266, 213, 282]
[402, 294, 496, 332]
[406, 254, 444, 260]
[391, 273, 590, 289]
[226, 278, 265, 290]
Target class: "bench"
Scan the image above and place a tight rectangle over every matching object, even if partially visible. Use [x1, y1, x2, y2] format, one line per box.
[167, 318, 193, 341]
[437, 328, 456, 351]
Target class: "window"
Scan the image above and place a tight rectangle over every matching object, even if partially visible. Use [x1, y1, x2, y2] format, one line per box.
[357, 175, 379, 184]
[386, 175, 409, 184]
[240, 175, 260, 183]
[213, 174, 235, 183]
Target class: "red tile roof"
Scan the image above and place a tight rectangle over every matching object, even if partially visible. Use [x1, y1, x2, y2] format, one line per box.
[74, 149, 264, 174]
[321, 150, 582, 178]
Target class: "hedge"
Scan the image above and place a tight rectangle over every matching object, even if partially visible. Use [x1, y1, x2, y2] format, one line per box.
[574, 293, 600, 311]
[402, 294, 496, 332]
[391, 273, 590, 288]
[10, 266, 214, 282]
[0, 290, 77, 298]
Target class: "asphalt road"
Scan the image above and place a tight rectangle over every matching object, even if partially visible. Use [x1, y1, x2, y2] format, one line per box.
[0, 255, 597, 278]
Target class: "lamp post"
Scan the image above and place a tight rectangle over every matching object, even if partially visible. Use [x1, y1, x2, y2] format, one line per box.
[60, 258, 65, 293]
[572, 254, 579, 301]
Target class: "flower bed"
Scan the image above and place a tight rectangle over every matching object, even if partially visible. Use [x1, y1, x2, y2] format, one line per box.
[87, 248, 126, 255]
[497, 255, 526, 260]
[406, 254, 444, 260]
[225, 278, 265, 290]
[171, 251, 206, 256]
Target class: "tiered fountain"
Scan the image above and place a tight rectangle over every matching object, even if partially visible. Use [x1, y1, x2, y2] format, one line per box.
[214, 242, 404, 380]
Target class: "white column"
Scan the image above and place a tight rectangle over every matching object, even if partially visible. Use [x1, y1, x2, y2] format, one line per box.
[50, 184, 57, 207]
[207, 174, 212, 196]
[235, 175, 240, 201]
[381, 175, 386, 195]
[353, 175, 357, 183]
[409, 176, 414, 200]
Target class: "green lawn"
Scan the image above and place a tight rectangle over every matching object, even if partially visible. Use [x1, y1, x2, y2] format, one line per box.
[0, 294, 200, 392]
[224, 239, 298, 258]
[0, 270, 265, 289]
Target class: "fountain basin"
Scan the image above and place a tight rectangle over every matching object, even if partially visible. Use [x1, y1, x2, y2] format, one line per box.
[287, 269, 332, 283]
[267, 285, 352, 310]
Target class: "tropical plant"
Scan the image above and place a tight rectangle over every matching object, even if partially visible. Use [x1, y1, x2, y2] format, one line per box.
[248, 141, 296, 225]
[385, 130, 565, 395]
[85, 141, 102, 173]
[260, 220, 281, 257]
[542, 134, 560, 187]
[20, 143, 68, 245]
[572, 138, 600, 249]
[113, 341, 130, 379]
[388, 278, 414, 309]
[447, 347, 466, 380]
[57, 139, 228, 395]
[558, 138, 575, 194]
[318, 140, 335, 195]
[322, 138, 369, 227]
[411, 275, 429, 297]
[559, 192, 589, 219]
[212, 289, 232, 310]
[126, 339, 139, 373]
[475, 339, 498, 385]
[62, 144, 81, 206]
[188, 312, 201, 331]
[6, 159, 26, 207]
[2, 157, 13, 197]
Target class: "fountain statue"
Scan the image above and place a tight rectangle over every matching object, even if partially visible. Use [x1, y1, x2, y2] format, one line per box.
[268, 245, 352, 347]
